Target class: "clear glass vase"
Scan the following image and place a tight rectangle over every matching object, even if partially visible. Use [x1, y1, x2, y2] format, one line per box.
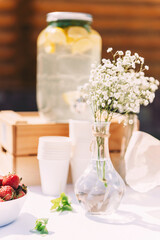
[75, 122, 125, 215]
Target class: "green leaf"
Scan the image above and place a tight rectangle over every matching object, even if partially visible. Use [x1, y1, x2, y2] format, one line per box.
[51, 193, 73, 212]
[32, 218, 49, 235]
[61, 205, 73, 212]
[50, 197, 61, 210]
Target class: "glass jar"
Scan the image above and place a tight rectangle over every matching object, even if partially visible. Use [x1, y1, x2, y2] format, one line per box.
[36, 12, 102, 122]
[75, 122, 125, 215]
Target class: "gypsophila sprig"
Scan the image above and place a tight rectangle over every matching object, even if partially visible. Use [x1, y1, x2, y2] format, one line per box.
[80, 48, 159, 121]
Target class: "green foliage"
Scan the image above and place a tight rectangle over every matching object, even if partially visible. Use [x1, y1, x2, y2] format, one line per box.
[32, 218, 49, 234]
[51, 193, 73, 212]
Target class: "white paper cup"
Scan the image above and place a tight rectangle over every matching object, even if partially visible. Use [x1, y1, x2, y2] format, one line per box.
[69, 120, 92, 143]
[38, 160, 69, 196]
[69, 120, 92, 184]
[38, 151, 71, 161]
[37, 136, 71, 195]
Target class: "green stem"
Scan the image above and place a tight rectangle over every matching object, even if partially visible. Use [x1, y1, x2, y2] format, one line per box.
[103, 161, 106, 180]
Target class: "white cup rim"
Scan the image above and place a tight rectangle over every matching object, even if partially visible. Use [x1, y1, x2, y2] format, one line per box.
[39, 136, 71, 143]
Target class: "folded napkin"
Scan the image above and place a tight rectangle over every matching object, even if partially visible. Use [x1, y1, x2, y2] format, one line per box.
[125, 131, 160, 192]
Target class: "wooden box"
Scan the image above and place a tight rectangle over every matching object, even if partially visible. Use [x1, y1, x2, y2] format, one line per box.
[0, 111, 69, 185]
[0, 111, 139, 185]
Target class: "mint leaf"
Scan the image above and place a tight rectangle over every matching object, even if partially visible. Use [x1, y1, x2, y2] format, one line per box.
[61, 205, 73, 212]
[51, 193, 73, 212]
[32, 218, 49, 235]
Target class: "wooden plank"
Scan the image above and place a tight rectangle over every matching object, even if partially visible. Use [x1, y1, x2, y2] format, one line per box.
[102, 35, 160, 48]
[0, 48, 16, 59]
[32, 0, 160, 4]
[16, 155, 41, 185]
[30, 16, 160, 32]
[0, 0, 18, 10]
[31, 2, 160, 18]
[16, 123, 69, 155]
[0, 32, 17, 44]
[0, 63, 17, 75]
[0, 14, 16, 27]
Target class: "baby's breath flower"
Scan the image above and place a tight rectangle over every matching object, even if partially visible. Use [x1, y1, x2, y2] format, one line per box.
[144, 65, 149, 70]
[118, 51, 124, 55]
[134, 53, 139, 58]
[139, 57, 144, 64]
[107, 47, 113, 53]
[126, 50, 131, 56]
[79, 48, 159, 122]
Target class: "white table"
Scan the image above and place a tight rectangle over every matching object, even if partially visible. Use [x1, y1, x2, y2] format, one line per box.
[0, 185, 160, 240]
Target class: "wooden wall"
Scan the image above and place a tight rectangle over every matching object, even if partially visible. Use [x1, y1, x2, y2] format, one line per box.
[0, 0, 160, 90]
[0, 0, 159, 137]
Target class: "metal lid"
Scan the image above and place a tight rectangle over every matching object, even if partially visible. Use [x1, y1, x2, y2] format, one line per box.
[46, 12, 93, 22]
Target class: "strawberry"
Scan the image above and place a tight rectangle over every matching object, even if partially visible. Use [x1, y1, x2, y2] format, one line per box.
[0, 175, 3, 186]
[0, 186, 15, 201]
[2, 173, 20, 189]
[16, 190, 25, 199]
[0, 198, 5, 202]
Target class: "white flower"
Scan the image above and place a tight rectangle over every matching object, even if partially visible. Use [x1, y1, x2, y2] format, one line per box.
[144, 100, 149, 106]
[107, 47, 113, 53]
[139, 57, 144, 64]
[108, 99, 111, 104]
[79, 48, 159, 121]
[118, 51, 124, 55]
[145, 65, 149, 70]
[126, 50, 131, 56]
[134, 53, 139, 58]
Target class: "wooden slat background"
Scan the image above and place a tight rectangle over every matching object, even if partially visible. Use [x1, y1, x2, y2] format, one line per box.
[0, 0, 160, 89]
[0, 0, 159, 138]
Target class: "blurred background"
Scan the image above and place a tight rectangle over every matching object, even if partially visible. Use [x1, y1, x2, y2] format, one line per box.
[0, 0, 159, 138]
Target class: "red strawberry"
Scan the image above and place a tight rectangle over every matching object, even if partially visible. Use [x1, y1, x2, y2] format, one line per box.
[16, 190, 25, 199]
[0, 198, 5, 202]
[0, 175, 3, 186]
[2, 173, 20, 189]
[0, 186, 15, 201]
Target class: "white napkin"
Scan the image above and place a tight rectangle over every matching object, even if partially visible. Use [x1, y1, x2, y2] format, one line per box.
[125, 131, 160, 192]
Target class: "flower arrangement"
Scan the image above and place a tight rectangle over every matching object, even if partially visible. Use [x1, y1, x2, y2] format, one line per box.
[80, 48, 159, 122]
[78, 48, 159, 187]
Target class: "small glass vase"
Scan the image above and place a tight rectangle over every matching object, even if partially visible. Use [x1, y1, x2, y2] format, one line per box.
[75, 121, 125, 215]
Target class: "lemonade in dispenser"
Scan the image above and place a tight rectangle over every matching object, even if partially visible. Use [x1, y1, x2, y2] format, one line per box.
[37, 12, 102, 121]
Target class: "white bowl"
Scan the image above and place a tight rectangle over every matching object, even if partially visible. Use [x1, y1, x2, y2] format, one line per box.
[0, 192, 27, 227]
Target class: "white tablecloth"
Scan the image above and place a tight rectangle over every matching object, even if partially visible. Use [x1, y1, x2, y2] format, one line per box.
[0, 185, 160, 240]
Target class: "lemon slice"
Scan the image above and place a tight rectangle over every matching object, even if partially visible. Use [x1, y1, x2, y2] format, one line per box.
[37, 30, 48, 46]
[72, 38, 93, 54]
[63, 91, 80, 105]
[44, 42, 55, 53]
[89, 29, 102, 46]
[67, 26, 89, 40]
[47, 27, 66, 44]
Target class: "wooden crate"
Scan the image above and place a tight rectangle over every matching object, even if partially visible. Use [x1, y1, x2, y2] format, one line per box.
[0, 111, 69, 156]
[0, 145, 40, 185]
[0, 145, 72, 186]
[0, 111, 138, 185]
[0, 111, 137, 155]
